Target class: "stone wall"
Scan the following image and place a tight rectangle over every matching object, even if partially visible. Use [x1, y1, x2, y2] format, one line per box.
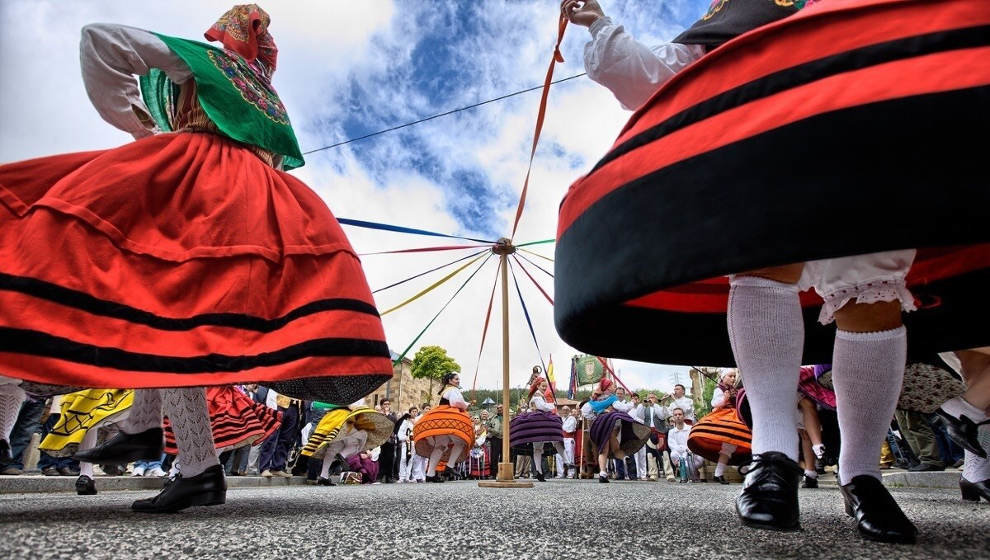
[364, 357, 438, 413]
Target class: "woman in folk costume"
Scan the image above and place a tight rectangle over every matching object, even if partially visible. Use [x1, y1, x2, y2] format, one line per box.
[37, 389, 133, 496]
[936, 348, 990, 503]
[558, 0, 988, 542]
[299, 401, 393, 486]
[161, 385, 281, 462]
[587, 378, 650, 483]
[43, 384, 279, 495]
[0, 4, 392, 513]
[413, 372, 474, 483]
[509, 377, 567, 482]
[687, 369, 751, 484]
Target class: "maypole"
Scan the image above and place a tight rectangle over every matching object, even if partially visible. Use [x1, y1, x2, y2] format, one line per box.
[480, 238, 533, 488]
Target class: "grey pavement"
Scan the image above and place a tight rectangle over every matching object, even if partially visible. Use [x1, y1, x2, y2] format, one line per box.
[1, 478, 988, 560]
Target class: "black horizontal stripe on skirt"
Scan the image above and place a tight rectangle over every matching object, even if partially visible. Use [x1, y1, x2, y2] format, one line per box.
[0, 327, 391, 373]
[592, 25, 990, 175]
[555, 88, 990, 366]
[0, 272, 380, 332]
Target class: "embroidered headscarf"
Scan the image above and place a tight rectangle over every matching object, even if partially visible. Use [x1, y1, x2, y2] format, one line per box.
[205, 4, 278, 72]
[598, 377, 614, 394]
[674, 0, 802, 50]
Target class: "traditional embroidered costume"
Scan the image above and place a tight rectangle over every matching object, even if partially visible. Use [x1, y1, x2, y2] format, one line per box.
[162, 385, 282, 454]
[413, 378, 473, 482]
[299, 403, 392, 485]
[38, 389, 134, 458]
[1, 5, 391, 513]
[509, 379, 567, 481]
[0, 5, 391, 403]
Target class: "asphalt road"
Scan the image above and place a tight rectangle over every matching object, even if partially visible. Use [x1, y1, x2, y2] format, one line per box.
[1, 479, 987, 559]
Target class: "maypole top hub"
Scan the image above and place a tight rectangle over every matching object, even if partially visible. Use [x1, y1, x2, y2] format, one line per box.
[491, 238, 516, 256]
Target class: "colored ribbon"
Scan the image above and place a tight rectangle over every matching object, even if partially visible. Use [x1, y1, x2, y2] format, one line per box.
[360, 244, 490, 256]
[509, 16, 568, 241]
[516, 239, 555, 247]
[380, 253, 486, 316]
[517, 253, 553, 278]
[509, 260, 547, 376]
[518, 248, 553, 262]
[339, 218, 495, 244]
[392, 254, 494, 366]
[513, 255, 553, 305]
[470, 259, 502, 398]
[597, 356, 632, 395]
[373, 249, 488, 294]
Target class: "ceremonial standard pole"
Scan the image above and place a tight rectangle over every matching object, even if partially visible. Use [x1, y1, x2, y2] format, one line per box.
[480, 238, 532, 488]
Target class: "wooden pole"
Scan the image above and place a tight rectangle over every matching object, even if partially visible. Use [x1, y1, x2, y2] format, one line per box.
[479, 239, 532, 488]
[498, 252, 512, 481]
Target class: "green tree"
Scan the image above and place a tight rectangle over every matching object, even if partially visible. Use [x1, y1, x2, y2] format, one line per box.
[411, 345, 461, 396]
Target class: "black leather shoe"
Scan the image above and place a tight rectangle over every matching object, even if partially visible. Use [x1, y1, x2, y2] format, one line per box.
[75, 475, 97, 496]
[735, 452, 803, 532]
[908, 462, 945, 472]
[933, 409, 988, 458]
[0, 439, 10, 464]
[840, 475, 917, 544]
[426, 475, 443, 483]
[317, 476, 336, 486]
[131, 464, 226, 513]
[802, 475, 819, 489]
[73, 428, 164, 465]
[959, 477, 990, 503]
[714, 475, 729, 485]
[535, 471, 546, 482]
[598, 473, 609, 483]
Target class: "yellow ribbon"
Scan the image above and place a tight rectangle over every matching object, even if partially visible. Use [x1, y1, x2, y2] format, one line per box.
[380, 254, 486, 316]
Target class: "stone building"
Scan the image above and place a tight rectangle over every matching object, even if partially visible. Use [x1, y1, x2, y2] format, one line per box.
[364, 351, 439, 413]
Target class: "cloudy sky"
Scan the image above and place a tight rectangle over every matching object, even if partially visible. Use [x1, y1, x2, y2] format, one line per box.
[1, 0, 710, 392]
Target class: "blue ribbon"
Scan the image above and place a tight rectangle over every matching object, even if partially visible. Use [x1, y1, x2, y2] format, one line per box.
[338, 218, 494, 244]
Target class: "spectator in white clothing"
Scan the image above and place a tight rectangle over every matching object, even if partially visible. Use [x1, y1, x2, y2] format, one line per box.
[668, 408, 703, 481]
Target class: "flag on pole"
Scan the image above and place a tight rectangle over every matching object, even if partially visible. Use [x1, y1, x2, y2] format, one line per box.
[546, 355, 556, 394]
[568, 356, 577, 399]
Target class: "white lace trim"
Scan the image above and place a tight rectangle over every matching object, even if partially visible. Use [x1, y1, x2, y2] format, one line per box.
[818, 280, 916, 325]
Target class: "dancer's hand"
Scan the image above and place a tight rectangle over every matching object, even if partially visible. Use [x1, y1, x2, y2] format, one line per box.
[561, 0, 605, 27]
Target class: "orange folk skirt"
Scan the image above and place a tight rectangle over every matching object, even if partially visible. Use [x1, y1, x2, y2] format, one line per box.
[412, 405, 474, 464]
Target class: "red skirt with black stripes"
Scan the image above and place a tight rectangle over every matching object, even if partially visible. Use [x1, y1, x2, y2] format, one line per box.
[555, 0, 990, 365]
[0, 132, 392, 402]
[163, 385, 281, 454]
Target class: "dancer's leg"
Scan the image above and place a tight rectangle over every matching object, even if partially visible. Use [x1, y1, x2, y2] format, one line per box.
[161, 388, 218, 478]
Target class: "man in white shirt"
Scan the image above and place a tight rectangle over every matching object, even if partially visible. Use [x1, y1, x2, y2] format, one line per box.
[642, 393, 669, 481]
[670, 384, 695, 423]
[668, 408, 703, 481]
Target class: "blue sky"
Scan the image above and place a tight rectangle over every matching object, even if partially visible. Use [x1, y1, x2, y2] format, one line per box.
[0, 0, 711, 392]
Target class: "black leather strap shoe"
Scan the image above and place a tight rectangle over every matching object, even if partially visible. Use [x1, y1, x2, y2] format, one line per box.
[131, 464, 226, 513]
[535, 471, 546, 482]
[933, 409, 988, 458]
[75, 475, 97, 495]
[735, 452, 803, 531]
[0, 439, 11, 464]
[840, 475, 917, 544]
[317, 477, 336, 486]
[960, 476, 990, 503]
[72, 428, 164, 465]
[802, 475, 819, 489]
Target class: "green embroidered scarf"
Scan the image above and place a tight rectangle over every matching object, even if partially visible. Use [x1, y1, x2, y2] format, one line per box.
[139, 33, 304, 170]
